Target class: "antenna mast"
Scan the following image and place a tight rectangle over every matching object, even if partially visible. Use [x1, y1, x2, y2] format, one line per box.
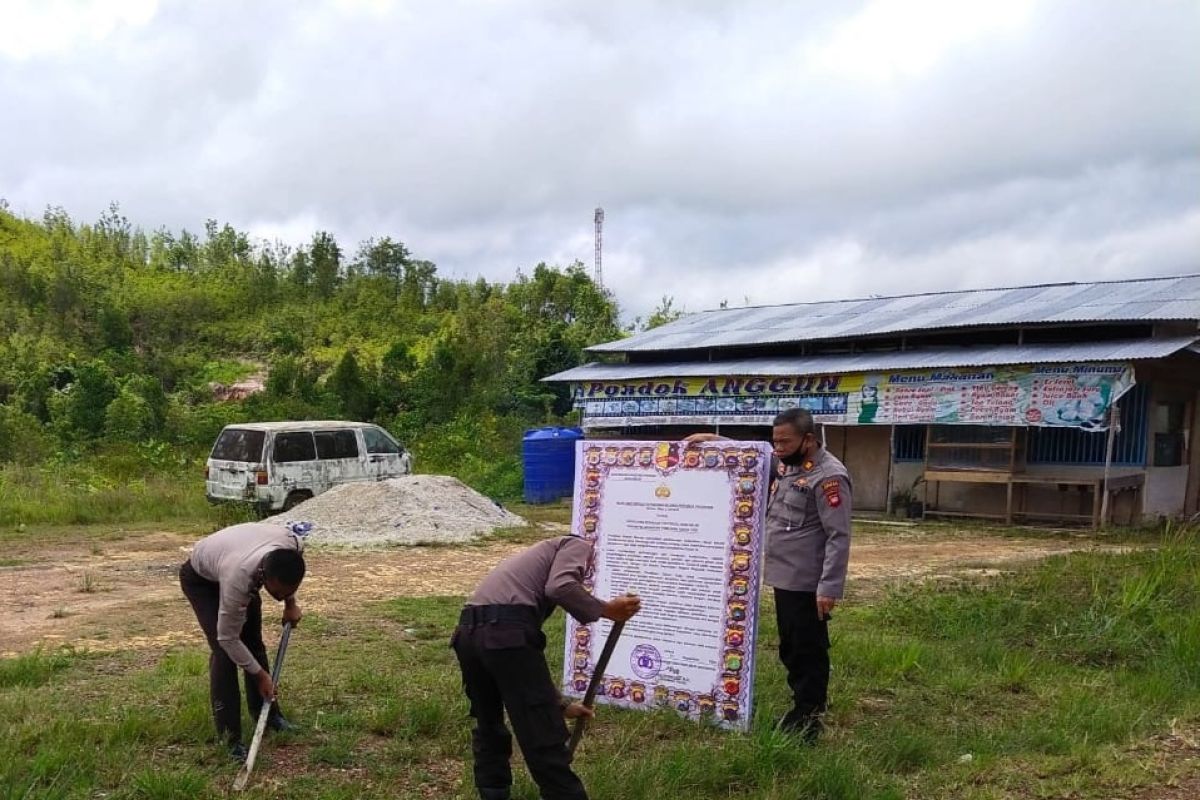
[593, 207, 604, 288]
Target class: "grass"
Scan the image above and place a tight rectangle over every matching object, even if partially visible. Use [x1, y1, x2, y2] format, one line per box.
[0, 461, 216, 530]
[1, 528, 1198, 798]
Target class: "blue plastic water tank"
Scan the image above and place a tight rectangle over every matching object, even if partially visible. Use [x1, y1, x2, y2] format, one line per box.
[522, 427, 584, 504]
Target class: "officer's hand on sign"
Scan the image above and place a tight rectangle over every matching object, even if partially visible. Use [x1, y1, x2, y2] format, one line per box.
[563, 702, 595, 720]
[816, 596, 837, 620]
[602, 594, 641, 622]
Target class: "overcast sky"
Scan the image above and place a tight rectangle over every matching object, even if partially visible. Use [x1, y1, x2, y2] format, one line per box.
[2, 0, 1198, 321]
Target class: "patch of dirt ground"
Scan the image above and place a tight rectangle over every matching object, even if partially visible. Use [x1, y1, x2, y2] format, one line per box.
[0, 522, 1135, 657]
[1125, 722, 1200, 800]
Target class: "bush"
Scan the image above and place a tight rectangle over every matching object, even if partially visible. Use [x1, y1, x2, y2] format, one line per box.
[394, 410, 527, 501]
[105, 387, 155, 442]
[0, 404, 52, 464]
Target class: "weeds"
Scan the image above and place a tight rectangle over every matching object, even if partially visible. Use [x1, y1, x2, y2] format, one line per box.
[1, 528, 1197, 799]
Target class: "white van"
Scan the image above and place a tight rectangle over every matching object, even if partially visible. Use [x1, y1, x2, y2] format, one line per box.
[205, 421, 413, 513]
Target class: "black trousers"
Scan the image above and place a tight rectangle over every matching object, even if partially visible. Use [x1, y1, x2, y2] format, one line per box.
[774, 588, 831, 720]
[451, 605, 587, 800]
[179, 560, 277, 743]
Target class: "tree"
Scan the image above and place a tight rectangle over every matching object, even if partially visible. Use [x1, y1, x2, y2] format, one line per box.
[0, 404, 50, 464]
[289, 248, 312, 291]
[644, 295, 685, 330]
[355, 237, 411, 292]
[400, 259, 437, 311]
[377, 341, 417, 415]
[311, 231, 341, 300]
[48, 362, 118, 442]
[326, 351, 375, 421]
[104, 386, 154, 442]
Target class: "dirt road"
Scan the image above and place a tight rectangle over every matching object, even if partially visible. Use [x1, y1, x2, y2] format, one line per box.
[0, 522, 1134, 657]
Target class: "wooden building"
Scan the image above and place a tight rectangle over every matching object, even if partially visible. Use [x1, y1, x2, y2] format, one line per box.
[544, 275, 1200, 527]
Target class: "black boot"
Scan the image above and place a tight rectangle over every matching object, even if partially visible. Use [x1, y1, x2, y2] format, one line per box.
[267, 713, 298, 734]
[478, 788, 511, 800]
[779, 709, 823, 744]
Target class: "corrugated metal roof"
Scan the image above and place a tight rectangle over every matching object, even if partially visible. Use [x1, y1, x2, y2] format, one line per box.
[590, 274, 1200, 354]
[545, 337, 1198, 382]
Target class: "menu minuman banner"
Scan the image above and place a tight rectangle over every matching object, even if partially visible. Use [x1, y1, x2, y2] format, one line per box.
[574, 363, 1134, 430]
[562, 440, 772, 732]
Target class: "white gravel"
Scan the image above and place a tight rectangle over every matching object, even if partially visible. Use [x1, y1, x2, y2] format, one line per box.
[267, 475, 527, 547]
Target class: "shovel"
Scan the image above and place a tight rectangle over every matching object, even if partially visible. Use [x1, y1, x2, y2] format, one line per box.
[233, 621, 293, 791]
[566, 619, 625, 757]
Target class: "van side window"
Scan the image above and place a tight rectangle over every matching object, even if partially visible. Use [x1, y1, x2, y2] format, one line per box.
[315, 430, 360, 460]
[212, 429, 266, 462]
[274, 432, 317, 463]
[363, 426, 401, 455]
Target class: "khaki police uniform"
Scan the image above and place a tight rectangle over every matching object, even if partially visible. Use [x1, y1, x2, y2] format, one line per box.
[451, 536, 603, 800]
[764, 446, 852, 737]
[180, 522, 303, 744]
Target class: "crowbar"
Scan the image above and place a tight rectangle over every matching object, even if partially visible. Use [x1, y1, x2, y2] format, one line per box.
[233, 621, 293, 791]
[566, 619, 625, 757]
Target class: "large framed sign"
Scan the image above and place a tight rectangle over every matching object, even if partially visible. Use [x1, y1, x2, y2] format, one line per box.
[561, 440, 772, 731]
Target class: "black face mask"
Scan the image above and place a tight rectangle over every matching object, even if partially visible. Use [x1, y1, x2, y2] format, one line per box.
[778, 435, 813, 466]
[779, 450, 807, 467]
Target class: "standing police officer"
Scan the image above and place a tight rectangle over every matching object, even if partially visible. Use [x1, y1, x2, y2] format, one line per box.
[452, 535, 641, 800]
[688, 406, 852, 743]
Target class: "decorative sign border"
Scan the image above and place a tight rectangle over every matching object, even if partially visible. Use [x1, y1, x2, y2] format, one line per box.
[562, 440, 771, 732]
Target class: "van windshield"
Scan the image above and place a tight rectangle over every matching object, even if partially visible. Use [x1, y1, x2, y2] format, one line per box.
[211, 429, 266, 462]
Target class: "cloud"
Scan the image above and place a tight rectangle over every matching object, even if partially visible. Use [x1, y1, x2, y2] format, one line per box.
[1, 0, 1197, 321]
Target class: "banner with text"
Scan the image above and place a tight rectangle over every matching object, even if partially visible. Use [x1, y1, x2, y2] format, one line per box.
[562, 440, 772, 732]
[574, 363, 1134, 430]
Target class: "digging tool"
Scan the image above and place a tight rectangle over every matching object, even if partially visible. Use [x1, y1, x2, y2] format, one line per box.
[233, 621, 293, 792]
[566, 619, 625, 757]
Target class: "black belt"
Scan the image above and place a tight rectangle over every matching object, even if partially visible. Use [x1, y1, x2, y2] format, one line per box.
[458, 604, 541, 627]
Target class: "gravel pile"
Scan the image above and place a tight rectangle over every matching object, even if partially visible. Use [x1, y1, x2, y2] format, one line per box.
[268, 475, 526, 547]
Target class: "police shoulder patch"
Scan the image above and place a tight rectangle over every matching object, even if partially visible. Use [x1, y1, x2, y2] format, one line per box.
[821, 478, 842, 507]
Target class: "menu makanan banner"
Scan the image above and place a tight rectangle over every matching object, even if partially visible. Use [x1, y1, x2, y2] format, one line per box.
[574, 363, 1134, 430]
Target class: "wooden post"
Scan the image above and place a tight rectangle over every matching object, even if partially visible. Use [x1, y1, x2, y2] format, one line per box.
[1099, 402, 1120, 529]
[1006, 427, 1017, 525]
[885, 424, 896, 517]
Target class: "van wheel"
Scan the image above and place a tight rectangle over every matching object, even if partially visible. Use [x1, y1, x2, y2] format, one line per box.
[282, 492, 312, 512]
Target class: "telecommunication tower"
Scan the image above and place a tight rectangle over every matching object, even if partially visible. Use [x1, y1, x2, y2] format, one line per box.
[594, 207, 604, 288]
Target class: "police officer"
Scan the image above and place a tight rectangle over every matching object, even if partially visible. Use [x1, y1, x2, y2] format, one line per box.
[452, 535, 641, 800]
[688, 407, 851, 743]
[179, 521, 307, 761]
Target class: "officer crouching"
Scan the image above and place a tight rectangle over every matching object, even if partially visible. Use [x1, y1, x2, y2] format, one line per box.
[452, 535, 641, 800]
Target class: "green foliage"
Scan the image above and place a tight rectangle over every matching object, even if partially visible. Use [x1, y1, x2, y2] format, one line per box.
[399, 411, 528, 500]
[0, 203, 619, 501]
[0, 405, 51, 464]
[48, 361, 118, 442]
[104, 385, 153, 442]
[0, 648, 73, 689]
[326, 351, 375, 421]
[643, 294, 686, 330]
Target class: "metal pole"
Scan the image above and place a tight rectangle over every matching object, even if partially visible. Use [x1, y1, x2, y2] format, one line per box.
[234, 622, 293, 791]
[567, 620, 626, 757]
[1099, 402, 1120, 529]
